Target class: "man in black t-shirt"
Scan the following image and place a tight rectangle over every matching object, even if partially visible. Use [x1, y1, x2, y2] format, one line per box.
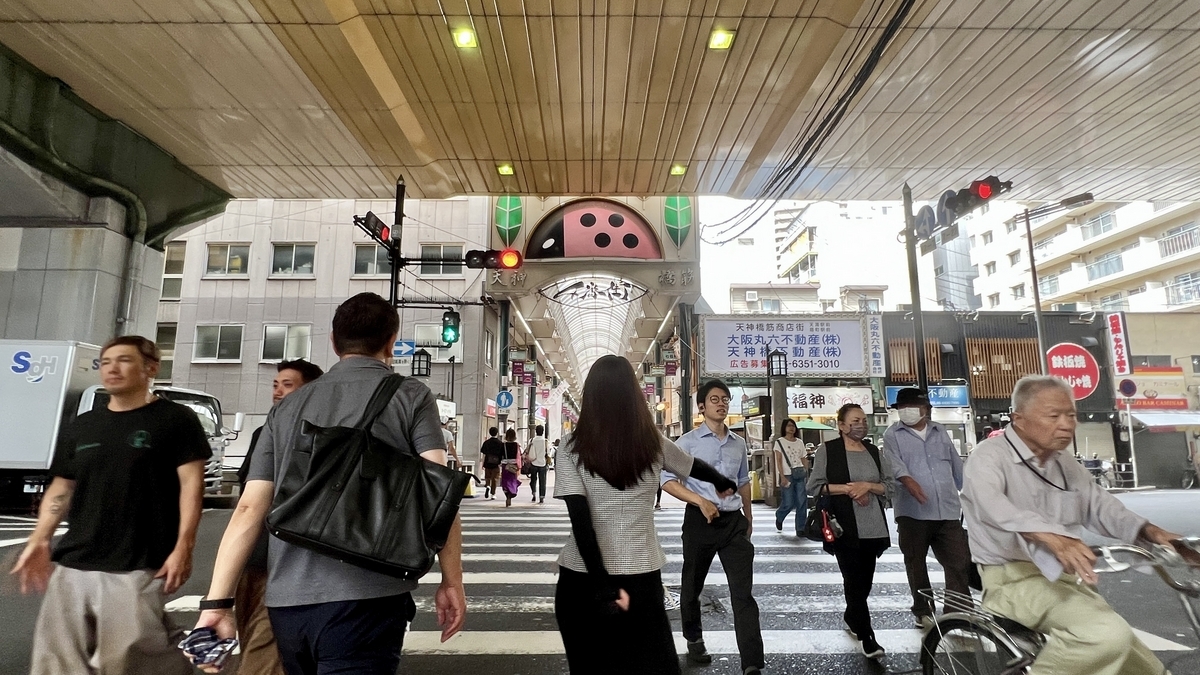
[11, 336, 211, 675]
[479, 426, 505, 499]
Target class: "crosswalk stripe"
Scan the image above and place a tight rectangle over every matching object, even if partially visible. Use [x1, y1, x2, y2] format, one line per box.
[455, 552, 914, 564]
[413, 571, 936, 586]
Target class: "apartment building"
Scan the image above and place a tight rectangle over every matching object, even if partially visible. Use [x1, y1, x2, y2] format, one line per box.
[971, 201, 1200, 313]
[155, 198, 502, 466]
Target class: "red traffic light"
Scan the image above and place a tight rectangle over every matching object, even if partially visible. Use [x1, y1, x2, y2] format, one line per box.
[969, 176, 1011, 202]
[974, 181, 993, 200]
[499, 249, 522, 269]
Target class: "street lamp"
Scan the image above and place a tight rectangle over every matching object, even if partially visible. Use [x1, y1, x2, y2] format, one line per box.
[767, 350, 789, 378]
[411, 349, 432, 378]
[1016, 192, 1094, 373]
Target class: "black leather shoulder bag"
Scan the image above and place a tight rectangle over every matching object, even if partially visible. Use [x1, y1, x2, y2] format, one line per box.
[267, 374, 470, 580]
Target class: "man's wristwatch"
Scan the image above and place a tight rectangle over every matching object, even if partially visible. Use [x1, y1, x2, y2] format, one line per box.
[198, 597, 236, 611]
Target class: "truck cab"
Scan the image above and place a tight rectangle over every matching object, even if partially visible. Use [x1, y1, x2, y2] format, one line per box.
[80, 385, 241, 495]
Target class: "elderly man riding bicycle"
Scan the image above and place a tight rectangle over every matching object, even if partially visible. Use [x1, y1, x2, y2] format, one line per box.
[962, 374, 1183, 675]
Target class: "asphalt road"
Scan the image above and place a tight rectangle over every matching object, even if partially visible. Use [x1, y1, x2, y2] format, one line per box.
[0, 486, 1197, 675]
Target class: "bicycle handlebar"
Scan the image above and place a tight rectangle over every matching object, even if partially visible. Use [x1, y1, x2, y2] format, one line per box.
[1091, 537, 1200, 597]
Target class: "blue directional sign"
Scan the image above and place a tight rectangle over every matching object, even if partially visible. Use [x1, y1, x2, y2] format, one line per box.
[885, 385, 970, 408]
[913, 205, 937, 240]
[496, 390, 515, 409]
[393, 340, 416, 358]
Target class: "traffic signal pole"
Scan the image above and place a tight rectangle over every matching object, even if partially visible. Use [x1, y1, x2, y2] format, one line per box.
[390, 177, 405, 307]
[902, 183, 929, 390]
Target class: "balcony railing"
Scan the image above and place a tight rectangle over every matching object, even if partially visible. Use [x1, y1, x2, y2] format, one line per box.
[1158, 228, 1200, 258]
[1039, 277, 1059, 295]
[1166, 278, 1200, 306]
[1086, 256, 1124, 281]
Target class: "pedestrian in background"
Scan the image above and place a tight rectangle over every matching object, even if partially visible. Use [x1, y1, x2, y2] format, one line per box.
[479, 427, 504, 500]
[773, 418, 809, 536]
[192, 292, 465, 674]
[442, 418, 458, 469]
[882, 387, 972, 631]
[12, 336, 210, 675]
[554, 355, 736, 674]
[663, 379, 765, 675]
[808, 403, 894, 660]
[525, 424, 549, 504]
[234, 358, 323, 675]
[501, 428, 523, 507]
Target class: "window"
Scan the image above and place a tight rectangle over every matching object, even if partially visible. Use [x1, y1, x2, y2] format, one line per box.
[1128, 284, 1146, 296]
[820, 299, 836, 312]
[353, 244, 392, 276]
[415, 324, 464, 363]
[1008, 250, 1021, 266]
[205, 243, 250, 276]
[982, 231, 994, 245]
[262, 324, 312, 361]
[161, 242, 185, 300]
[1192, 355, 1200, 374]
[193, 325, 243, 362]
[858, 298, 880, 313]
[969, 235, 976, 248]
[1099, 293, 1124, 310]
[1011, 284, 1025, 299]
[1039, 274, 1059, 295]
[984, 261, 996, 275]
[419, 244, 463, 276]
[271, 244, 315, 276]
[155, 323, 177, 382]
[987, 293, 1001, 308]
[934, 265, 945, 277]
[1087, 251, 1124, 281]
[760, 298, 781, 312]
[1081, 211, 1116, 239]
[1005, 220, 1018, 234]
[484, 329, 495, 368]
[1132, 354, 1172, 367]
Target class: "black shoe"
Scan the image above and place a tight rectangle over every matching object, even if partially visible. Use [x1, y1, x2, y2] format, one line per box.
[532, 495, 537, 502]
[743, 668, 763, 675]
[775, 519, 783, 532]
[686, 639, 712, 665]
[860, 635, 885, 659]
[539, 498, 545, 504]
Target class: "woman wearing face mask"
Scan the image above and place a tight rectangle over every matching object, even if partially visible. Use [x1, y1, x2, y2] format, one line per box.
[807, 403, 894, 660]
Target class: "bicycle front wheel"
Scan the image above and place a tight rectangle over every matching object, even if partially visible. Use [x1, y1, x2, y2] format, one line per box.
[921, 617, 1029, 675]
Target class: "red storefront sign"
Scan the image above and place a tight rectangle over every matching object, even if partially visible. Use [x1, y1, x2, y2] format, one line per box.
[1046, 342, 1100, 400]
[1106, 312, 1131, 376]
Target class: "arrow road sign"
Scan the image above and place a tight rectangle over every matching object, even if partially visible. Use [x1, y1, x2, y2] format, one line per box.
[393, 340, 416, 358]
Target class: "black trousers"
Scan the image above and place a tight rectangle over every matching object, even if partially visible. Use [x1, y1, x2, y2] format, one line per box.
[679, 505, 764, 670]
[896, 516, 973, 617]
[833, 540, 887, 642]
[555, 566, 680, 674]
[268, 594, 415, 675]
[528, 464, 548, 499]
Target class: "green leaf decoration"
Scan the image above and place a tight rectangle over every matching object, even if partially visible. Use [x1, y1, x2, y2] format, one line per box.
[664, 196, 693, 248]
[495, 195, 523, 245]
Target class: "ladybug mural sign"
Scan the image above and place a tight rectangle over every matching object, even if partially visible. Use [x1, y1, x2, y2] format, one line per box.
[525, 199, 663, 260]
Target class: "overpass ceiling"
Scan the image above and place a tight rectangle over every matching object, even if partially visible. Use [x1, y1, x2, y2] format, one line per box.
[2, 1, 1200, 201]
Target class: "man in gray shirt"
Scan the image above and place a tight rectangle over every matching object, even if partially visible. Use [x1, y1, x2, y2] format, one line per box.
[191, 293, 465, 674]
[962, 375, 1181, 675]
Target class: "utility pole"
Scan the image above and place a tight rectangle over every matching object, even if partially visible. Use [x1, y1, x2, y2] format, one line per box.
[1023, 208, 1049, 374]
[902, 183, 929, 390]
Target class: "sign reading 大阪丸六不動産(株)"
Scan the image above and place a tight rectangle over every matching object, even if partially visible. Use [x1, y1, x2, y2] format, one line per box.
[699, 315, 867, 378]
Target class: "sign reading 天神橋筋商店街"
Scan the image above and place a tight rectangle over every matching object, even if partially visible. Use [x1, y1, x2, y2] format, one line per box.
[699, 315, 868, 378]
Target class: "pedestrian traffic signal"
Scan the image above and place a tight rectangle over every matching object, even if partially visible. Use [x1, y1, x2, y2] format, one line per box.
[465, 248, 523, 270]
[441, 310, 461, 344]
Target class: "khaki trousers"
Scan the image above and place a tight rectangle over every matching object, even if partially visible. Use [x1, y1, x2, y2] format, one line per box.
[979, 561, 1167, 675]
[31, 566, 192, 675]
[235, 567, 286, 675]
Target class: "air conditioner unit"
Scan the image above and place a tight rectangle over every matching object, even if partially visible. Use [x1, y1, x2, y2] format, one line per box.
[745, 291, 759, 302]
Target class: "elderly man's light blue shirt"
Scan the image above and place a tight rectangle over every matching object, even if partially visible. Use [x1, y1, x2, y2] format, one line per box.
[662, 423, 750, 512]
[883, 420, 963, 521]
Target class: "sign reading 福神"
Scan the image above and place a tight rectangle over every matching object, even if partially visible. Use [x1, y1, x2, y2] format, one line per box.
[788, 387, 874, 415]
[699, 314, 868, 378]
[1106, 311, 1132, 376]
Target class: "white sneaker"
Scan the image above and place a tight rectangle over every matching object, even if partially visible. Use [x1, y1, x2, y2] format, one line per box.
[663, 585, 681, 611]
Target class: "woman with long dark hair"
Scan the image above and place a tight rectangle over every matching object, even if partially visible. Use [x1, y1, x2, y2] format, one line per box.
[501, 427, 523, 507]
[554, 355, 737, 674]
[773, 417, 809, 536]
[807, 403, 894, 660]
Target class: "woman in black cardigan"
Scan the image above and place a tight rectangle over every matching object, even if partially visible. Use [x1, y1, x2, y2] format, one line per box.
[807, 403, 894, 659]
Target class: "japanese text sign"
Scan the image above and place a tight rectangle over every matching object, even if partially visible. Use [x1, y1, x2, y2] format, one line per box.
[1106, 312, 1132, 376]
[867, 314, 886, 377]
[1046, 342, 1100, 400]
[788, 387, 874, 415]
[700, 315, 868, 378]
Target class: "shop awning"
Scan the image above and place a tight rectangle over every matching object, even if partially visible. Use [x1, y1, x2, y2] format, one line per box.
[1130, 411, 1200, 428]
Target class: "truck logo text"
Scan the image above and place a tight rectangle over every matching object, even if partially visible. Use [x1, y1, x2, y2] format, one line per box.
[11, 352, 58, 384]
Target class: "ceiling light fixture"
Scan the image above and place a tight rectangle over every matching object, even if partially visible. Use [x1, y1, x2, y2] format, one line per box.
[708, 29, 735, 50]
[452, 28, 478, 49]
[497, 163, 515, 176]
[669, 164, 687, 176]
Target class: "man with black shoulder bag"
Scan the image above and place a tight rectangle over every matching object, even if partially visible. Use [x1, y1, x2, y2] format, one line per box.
[191, 293, 468, 675]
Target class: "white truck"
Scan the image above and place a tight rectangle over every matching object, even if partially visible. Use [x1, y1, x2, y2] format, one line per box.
[0, 340, 239, 506]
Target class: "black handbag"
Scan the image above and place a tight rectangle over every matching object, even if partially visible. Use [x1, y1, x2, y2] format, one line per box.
[267, 374, 470, 580]
[803, 494, 843, 543]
